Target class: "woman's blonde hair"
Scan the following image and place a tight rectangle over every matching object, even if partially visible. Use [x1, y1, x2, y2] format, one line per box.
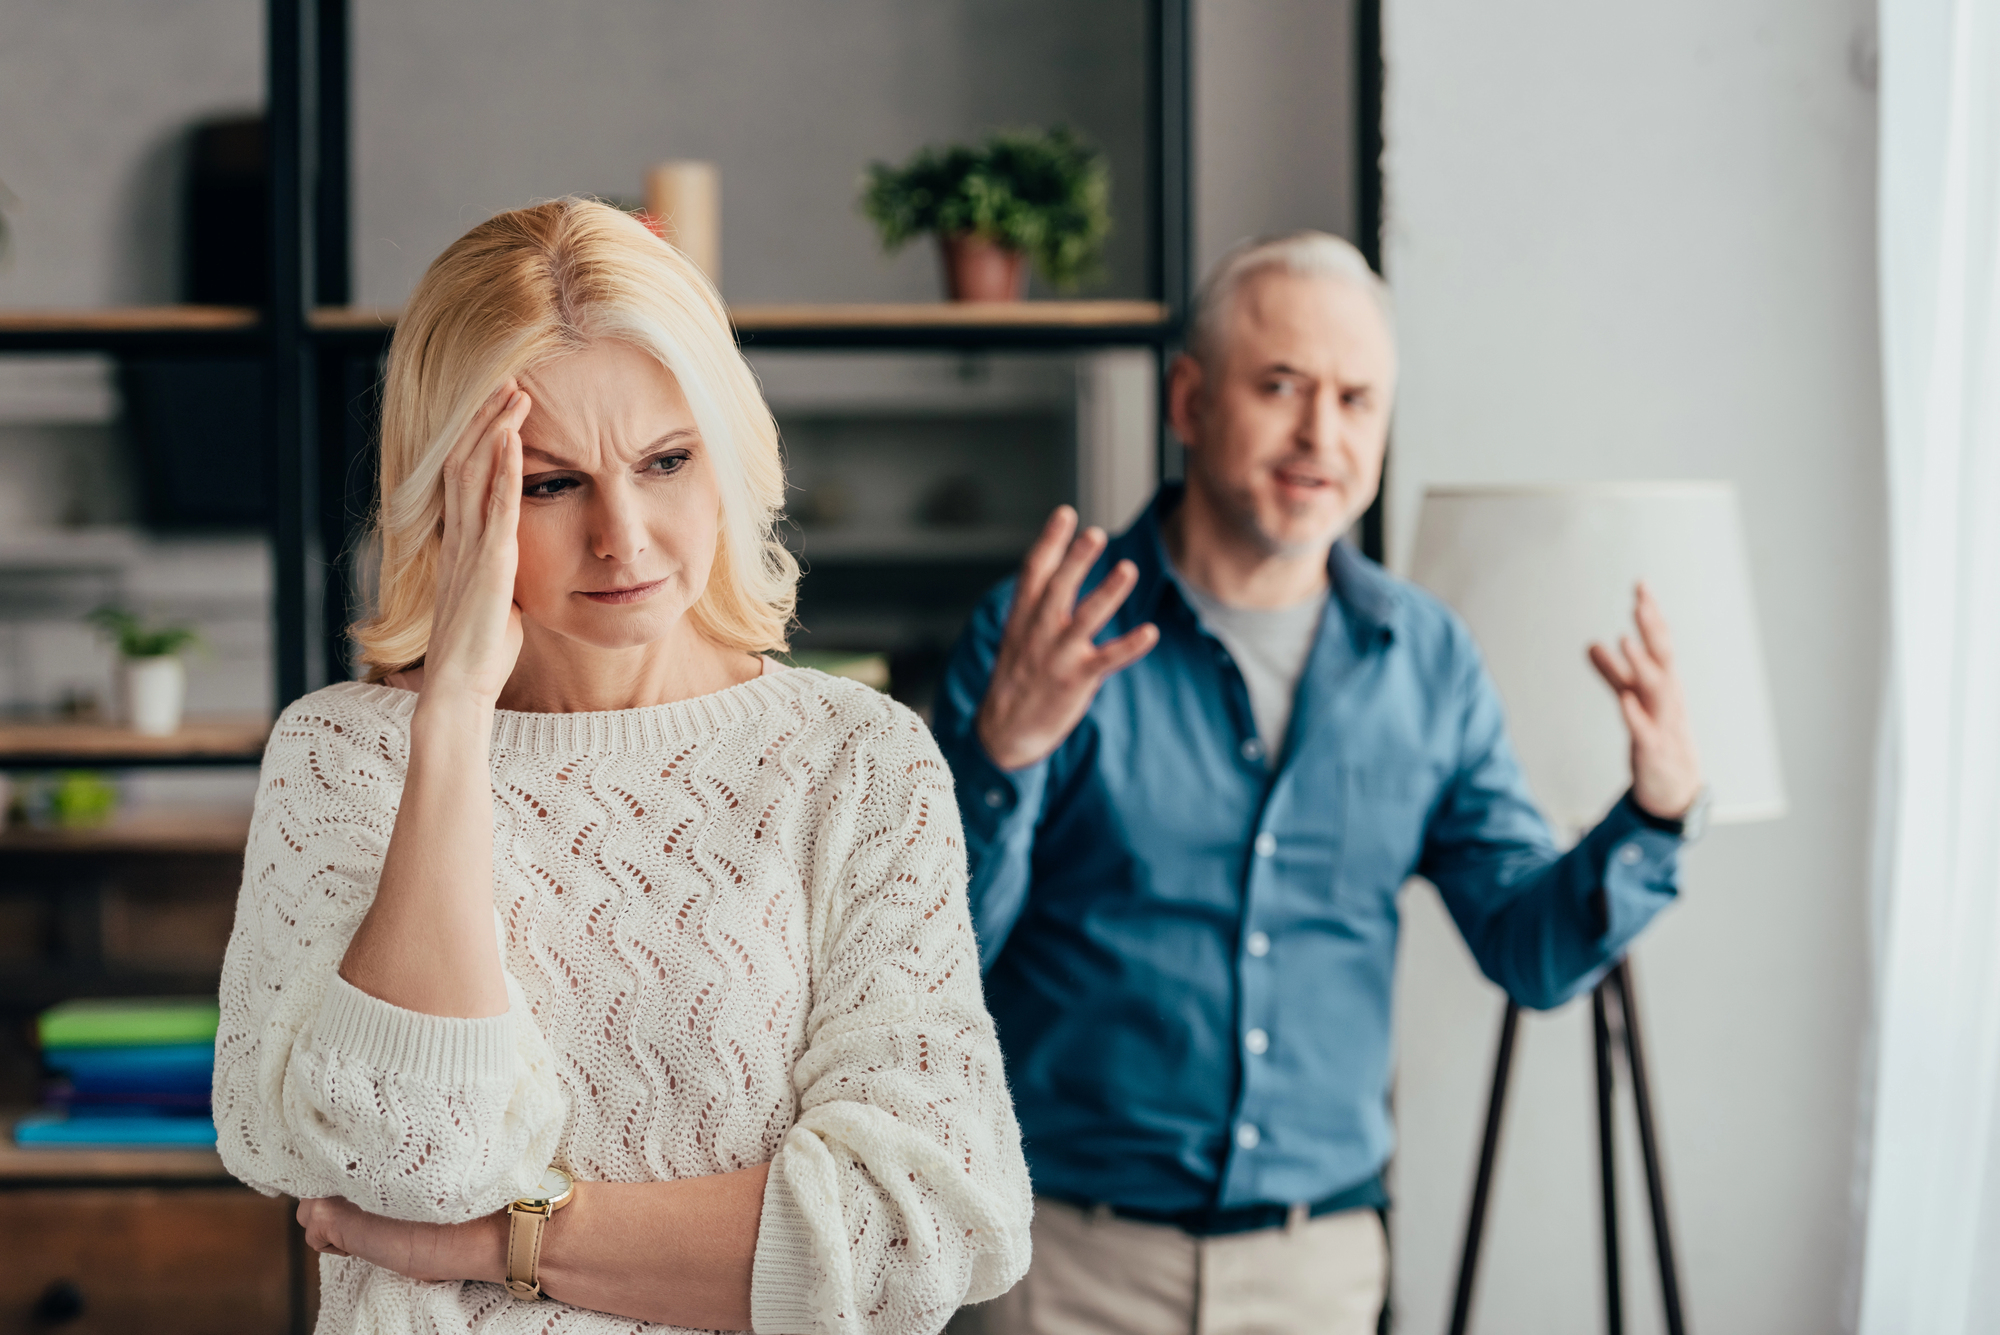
[352, 198, 797, 679]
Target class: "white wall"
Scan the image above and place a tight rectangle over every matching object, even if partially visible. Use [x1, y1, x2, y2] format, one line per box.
[1194, 0, 1358, 275]
[1382, 4, 1881, 1332]
[352, 0, 1149, 307]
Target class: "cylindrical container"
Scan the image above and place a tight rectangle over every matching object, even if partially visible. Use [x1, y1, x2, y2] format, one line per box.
[126, 655, 186, 736]
[645, 161, 721, 286]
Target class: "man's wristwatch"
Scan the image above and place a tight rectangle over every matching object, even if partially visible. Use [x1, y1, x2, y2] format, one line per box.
[504, 1167, 575, 1300]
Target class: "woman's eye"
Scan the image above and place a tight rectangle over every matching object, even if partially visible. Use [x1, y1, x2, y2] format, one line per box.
[523, 476, 578, 498]
[647, 451, 690, 476]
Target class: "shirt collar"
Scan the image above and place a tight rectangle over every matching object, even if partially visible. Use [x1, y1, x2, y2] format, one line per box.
[1118, 484, 1399, 646]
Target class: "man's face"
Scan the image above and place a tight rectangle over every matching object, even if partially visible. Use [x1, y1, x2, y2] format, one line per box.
[1173, 270, 1397, 556]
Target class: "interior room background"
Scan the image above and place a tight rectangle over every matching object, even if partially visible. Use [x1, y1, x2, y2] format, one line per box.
[0, 2, 1877, 1333]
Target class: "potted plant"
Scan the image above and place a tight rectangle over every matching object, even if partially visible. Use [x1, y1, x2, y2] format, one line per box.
[860, 126, 1111, 301]
[88, 608, 201, 736]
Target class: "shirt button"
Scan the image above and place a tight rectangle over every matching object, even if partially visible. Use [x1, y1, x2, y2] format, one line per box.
[984, 788, 1007, 809]
[1236, 1123, 1261, 1150]
[1244, 1028, 1269, 1055]
[1618, 843, 1643, 865]
[1254, 832, 1278, 858]
[1246, 931, 1271, 958]
[1240, 738, 1264, 763]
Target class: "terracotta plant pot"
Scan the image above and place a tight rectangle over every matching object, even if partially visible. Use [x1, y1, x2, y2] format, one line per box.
[938, 232, 1028, 301]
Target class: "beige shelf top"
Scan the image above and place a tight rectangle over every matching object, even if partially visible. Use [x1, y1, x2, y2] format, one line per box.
[0, 806, 253, 854]
[0, 306, 258, 332]
[0, 1115, 230, 1181]
[312, 300, 1169, 332]
[0, 716, 270, 762]
[730, 300, 1169, 329]
[3, 301, 1170, 338]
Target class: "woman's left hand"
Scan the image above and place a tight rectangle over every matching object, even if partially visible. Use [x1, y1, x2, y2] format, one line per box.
[297, 1197, 505, 1285]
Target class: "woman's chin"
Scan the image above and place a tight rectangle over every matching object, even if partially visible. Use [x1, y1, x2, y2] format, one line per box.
[534, 602, 689, 653]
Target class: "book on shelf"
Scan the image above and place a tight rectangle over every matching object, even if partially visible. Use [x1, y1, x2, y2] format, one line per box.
[23, 998, 218, 1150]
[36, 997, 220, 1049]
[13, 1112, 217, 1149]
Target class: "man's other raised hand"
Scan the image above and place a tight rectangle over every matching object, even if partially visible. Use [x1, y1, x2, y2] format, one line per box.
[1587, 582, 1705, 821]
[975, 507, 1161, 772]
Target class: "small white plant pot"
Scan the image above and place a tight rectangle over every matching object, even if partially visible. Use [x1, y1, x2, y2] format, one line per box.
[126, 655, 186, 736]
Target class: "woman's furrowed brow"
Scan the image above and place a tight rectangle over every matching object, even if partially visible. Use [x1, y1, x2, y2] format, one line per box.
[643, 427, 699, 453]
[521, 443, 581, 469]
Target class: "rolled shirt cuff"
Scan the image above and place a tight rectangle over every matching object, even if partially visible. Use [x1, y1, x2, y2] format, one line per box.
[311, 973, 519, 1088]
[751, 1148, 820, 1335]
[949, 736, 1049, 845]
[1591, 799, 1682, 951]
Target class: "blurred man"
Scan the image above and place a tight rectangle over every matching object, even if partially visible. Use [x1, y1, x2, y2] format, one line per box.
[936, 232, 1705, 1335]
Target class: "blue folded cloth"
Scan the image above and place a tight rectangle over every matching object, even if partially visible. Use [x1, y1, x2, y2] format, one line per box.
[14, 1113, 217, 1148]
[41, 1042, 212, 1097]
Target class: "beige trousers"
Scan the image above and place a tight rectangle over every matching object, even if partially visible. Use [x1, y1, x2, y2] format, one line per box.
[952, 1196, 1387, 1335]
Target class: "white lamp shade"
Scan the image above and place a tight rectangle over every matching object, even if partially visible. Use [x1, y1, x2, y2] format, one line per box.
[1409, 482, 1786, 831]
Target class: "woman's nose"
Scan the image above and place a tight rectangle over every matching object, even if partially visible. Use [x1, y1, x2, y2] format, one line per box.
[589, 482, 648, 563]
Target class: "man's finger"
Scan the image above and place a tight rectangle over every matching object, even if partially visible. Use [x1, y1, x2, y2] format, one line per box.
[1066, 560, 1141, 644]
[1034, 526, 1109, 636]
[1634, 582, 1677, 668]
[1588, 642, 1635, 693]
[1004, 507, 1079, 638]
[1086, 622, 1160, 678]
[1616, 687, 1655, 743]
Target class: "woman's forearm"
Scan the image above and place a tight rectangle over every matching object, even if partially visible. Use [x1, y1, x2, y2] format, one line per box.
[338, 693, 509, 1018]
[536, 1167, 770, 1329]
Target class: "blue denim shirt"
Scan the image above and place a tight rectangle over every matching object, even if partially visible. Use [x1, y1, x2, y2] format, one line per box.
[933, 487, 1682, 1214]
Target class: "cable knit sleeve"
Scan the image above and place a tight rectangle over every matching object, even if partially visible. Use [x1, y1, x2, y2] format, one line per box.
[212, 685, 567, 1223]
[752, 695, 1033, 1335]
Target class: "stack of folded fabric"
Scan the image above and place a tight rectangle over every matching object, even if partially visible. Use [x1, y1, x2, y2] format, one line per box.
[15, 998, 219, 1148]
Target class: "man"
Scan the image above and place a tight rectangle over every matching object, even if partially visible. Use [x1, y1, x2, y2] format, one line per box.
[934, 232, 1703, 1335]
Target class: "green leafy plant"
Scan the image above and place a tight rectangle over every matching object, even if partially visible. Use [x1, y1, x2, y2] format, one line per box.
[88, 607, 202, 660]
[860, 126, 1111, 290]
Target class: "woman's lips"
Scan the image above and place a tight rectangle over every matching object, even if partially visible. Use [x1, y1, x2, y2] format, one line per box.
[578, 578, 667, 605]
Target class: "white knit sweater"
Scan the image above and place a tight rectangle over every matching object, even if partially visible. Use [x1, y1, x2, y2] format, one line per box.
[214, 667, 1032, 1335]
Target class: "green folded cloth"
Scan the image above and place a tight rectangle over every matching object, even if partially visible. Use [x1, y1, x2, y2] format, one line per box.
[38, 998, 220, 1050]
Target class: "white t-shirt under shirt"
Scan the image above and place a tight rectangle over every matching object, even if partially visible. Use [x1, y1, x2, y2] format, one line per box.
[1175, 572, 1329, 766]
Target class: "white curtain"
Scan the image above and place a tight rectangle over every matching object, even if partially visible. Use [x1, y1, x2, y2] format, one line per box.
[1860, 0, 2000, 1330]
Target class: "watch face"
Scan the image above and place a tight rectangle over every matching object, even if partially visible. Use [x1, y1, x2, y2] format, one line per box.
[535, 1167, 573, 1204]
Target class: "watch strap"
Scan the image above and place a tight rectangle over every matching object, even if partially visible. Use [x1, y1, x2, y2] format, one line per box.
[506, 1203, 550, 1300]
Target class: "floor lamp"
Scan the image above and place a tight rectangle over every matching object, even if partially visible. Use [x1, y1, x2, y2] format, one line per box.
[1409, 483, 1787, 1335]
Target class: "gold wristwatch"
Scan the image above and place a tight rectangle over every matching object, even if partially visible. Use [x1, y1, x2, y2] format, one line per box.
[504, 1167, 575, 1300]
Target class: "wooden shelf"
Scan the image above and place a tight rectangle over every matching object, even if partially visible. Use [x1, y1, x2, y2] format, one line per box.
[307, 300, 1176, 352]
[0, 307, 265, 353]
[0, 807, 252, 855]
[308, 305, 398, 332]
[0, 717, 269, 768]
[731, 300, 1168, 329]
[0, 307, 259, 333]
[0, 1114, 228, 1183]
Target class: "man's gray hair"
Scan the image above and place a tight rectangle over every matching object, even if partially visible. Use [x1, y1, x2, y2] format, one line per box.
[1186, 230, 1393, 367]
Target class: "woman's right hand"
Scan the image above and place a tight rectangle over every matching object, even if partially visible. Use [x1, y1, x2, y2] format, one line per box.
[419, 381, 532, 709]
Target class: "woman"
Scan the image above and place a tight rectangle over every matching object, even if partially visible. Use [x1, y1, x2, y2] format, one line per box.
[213, 199, 1031, 1335]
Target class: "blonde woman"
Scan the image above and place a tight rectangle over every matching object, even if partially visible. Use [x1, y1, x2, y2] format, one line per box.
[213, 199, 1031, 1335]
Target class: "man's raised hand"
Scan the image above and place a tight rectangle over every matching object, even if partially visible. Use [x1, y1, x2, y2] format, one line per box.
[1588, 582, 1704, 821]
[975, 506, 1160, 772]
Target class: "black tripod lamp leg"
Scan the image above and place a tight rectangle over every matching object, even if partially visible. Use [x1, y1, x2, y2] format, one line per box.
[1446, 1001, 1521, 1335]
[1610, 960, 1689, 1335]
[1593, 982, 1625, 1335]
